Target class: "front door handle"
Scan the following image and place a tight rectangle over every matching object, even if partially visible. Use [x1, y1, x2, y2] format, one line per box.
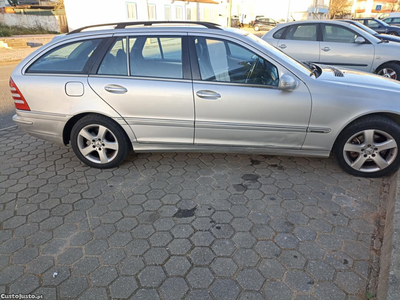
[104, 85, 127, 94]
[196, 90, 221, 100]
[322, 47, 331, 52]
[279, 44, 287, 49]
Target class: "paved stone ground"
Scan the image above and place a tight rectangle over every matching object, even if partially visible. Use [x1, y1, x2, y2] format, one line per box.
[0, 127, 387, 300]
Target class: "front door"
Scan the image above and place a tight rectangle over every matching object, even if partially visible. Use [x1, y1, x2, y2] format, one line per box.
[319, 24, 375, 73]
[88, 34, 195, 145]
[190, 36, 312, 149]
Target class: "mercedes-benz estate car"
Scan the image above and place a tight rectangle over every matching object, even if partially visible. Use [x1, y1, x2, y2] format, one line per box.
[10, 21, 400, 177]
[262, 20, 400, 80]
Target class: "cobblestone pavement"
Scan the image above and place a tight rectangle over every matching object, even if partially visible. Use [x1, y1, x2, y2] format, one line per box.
[0, 127, 387, 299]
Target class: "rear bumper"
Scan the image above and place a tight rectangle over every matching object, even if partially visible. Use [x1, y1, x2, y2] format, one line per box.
[13, 110, 67, 145]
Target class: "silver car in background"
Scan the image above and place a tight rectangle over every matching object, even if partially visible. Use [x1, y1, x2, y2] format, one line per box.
[262, 20, 400, 80]
[10, 21, 400, 177]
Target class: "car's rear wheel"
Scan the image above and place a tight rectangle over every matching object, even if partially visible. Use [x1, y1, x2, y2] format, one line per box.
[71, 114, 131, 169]
[377, 63, 400, 80]
[254, 25, 260, 31]
[333, 116, 400, 177]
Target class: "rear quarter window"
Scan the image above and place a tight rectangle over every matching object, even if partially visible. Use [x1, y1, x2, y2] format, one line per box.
[273, 27, 286, 39]
[27, 39, 102, 74]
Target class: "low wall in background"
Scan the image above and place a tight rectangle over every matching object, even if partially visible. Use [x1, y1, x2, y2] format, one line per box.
[0, 13, 60, 32]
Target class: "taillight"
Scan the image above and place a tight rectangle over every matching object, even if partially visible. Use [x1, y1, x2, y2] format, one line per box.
[9, 78, 30, 111]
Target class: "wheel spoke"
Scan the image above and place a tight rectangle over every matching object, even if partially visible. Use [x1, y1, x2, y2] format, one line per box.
[344, 143, 363, 153]
[372, 154, 389, 169]
[80, 129, 95, 141]
[97, 125, 107, 140]
[81, 146, 95, 157]
[389, 71, 396, 77]
[351, 155, 368, 170]
[383, 69, 389, 75]
[103, 141, 118, 151]
[376, 139, 397, 152]
[98, 149, 109, 163]
[363, 130, 375, 146]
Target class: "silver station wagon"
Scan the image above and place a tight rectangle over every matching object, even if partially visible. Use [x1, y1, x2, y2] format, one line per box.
[10, 21, 400, 178]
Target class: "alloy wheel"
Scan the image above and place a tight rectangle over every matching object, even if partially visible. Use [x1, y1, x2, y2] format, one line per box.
[77, 124, 119, 164]
[378, 67, 397, 80]
[343, 129, 397, 173]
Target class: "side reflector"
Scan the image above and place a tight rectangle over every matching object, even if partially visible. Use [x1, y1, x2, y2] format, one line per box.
[9, 78, 30, 111]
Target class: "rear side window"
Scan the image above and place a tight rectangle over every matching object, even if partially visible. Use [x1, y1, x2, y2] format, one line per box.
[273, 27, 286, 39]
[27, 39, 101, 74]
[98, 37, 128, 76]
[129, 36, 183, 79]
[286, 25, 317, 41]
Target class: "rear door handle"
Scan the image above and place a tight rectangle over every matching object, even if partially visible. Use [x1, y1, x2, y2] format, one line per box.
[279, 44, 287, 49]
[321, 47, 331, 52]
[196, 90, 221, 100]
[104, 85, 127, 94]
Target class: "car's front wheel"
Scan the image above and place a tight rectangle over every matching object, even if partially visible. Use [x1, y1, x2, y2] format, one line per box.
[71, 114, 131, 169]
[333, 116, 400, 178]
[377, 63, 400, 80]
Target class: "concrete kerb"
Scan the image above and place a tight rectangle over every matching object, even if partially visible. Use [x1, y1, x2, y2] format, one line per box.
[377, 172, 400, 299]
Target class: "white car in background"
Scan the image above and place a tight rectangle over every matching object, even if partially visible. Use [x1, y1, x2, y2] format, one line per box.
[262, 20, 400, 80]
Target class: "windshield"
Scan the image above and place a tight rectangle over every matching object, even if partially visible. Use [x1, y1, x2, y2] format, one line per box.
[245, 33, 313, 75]
[349, 21, 378, 35]
[376, 19, 389, 27]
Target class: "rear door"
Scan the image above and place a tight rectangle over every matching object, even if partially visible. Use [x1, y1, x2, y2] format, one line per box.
[277, 23, 320, 63]
[88, 33, 195, 145]
[319, 24, 374, 72]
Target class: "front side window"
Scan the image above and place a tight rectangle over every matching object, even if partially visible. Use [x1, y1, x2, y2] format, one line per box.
[98, 38, 127, 76]
[27, 39, 101, 74]
[194, 37, 279, 87]
[322, 25, 360, 43]
[367, 20, 381, 28]
[129, 36, 182, 79]
[285, 24, 317, 41]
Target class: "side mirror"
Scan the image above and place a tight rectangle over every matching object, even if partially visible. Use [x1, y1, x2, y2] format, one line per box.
[279, 74, 298, 91]
[355, 36, 366, 44]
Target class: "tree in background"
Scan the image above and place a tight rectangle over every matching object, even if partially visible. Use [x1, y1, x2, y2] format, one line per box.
[328, 0, 353, 19]
[388, 0, 400, 12]
[6, 0, 18, 6]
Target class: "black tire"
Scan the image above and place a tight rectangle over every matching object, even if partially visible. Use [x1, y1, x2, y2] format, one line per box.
[333, 116, 400, 178]
[70, 114, 131, 169]
[376, 63, 400, 81]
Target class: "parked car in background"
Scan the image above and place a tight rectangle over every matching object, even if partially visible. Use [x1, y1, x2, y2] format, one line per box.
[253, 17, 278, 31]
[378, 12, 400, 20]
[263, 20, 400, 80]
[340, 19, 400, 43]
[382, 17, 400, 26]
[353, 18, 400, 35]
[9, 21, 400, 177]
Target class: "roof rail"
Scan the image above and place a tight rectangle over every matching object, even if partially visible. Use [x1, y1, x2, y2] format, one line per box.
[68, 21, 222, 34]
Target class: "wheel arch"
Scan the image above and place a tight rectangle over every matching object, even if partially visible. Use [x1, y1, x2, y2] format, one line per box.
[332, 112, 400, 152]
[62, 112, 134, 146]
[375, 60, 400, 73]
